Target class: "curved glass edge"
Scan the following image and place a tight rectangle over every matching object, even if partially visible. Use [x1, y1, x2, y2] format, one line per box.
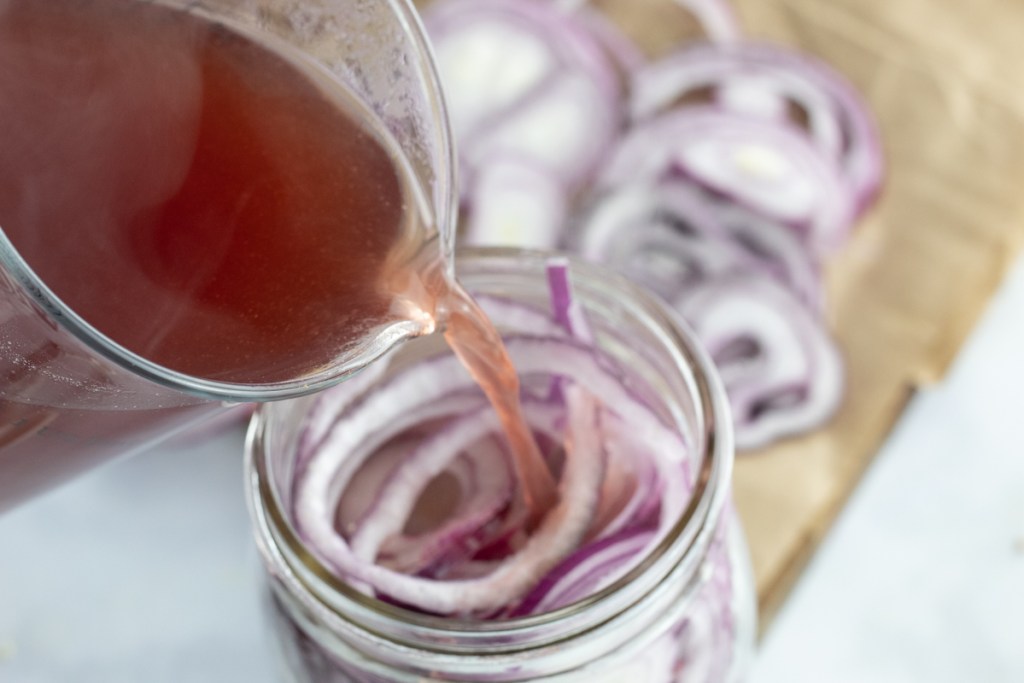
[390, 0, 460, 275]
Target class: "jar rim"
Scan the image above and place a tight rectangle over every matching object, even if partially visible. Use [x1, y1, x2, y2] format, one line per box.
[245, 247, 734, 646]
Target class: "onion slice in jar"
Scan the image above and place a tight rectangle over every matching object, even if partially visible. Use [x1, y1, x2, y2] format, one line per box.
[347, 397, 571, 574]
[546, 256, 594, 342]
[510, 526, 658, 616]
[295, 385, 606, 615]
[290, 260, 700, 616]
[294, 356, 394, 474]
[474, 293, 569, 339]
[347, 420, 516, 569]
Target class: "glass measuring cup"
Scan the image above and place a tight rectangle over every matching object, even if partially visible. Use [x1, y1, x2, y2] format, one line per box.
[0, 0, 457, 511]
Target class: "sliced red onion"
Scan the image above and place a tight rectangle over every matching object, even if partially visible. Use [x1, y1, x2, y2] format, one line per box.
[427, 0, 562, 143]
[462, 69, 619, 191]
[348, 399, 567, 573]
[295, 357, 394, 473]
[700, 197, 825, 314]
[302, 370, 491, 527]
[592, 417, 666, 537]
[462, 156, 568, 249]
[427, 0, 630, 250]
[676, 272, 844, 449]
[518, 337, 692, 454]
[347, 419, 514, 566]
[546, 256, 594, 342]
[631, 43, 884, 218]
[510, 526, 658, 616]
[289, 261, 696, 616]
[571, 181, 757, 301]
[575, 180, 824, 313]
[599, 108, 854, 252]
[427, 0, 624, 193]
[295, 385, 606, 615]
[373, 477, 516, 580]
[299, 335, 685, 530]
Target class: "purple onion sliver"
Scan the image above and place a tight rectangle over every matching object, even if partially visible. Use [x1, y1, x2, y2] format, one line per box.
[545, 257, 595, 342]
[632, 42, 884, 216]
[600, 108, 854, 252]
[677, 272, 844, 449]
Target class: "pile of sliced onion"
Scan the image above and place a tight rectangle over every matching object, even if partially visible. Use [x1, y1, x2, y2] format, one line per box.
[291, 261, 692, 618]
[426, 0, 883, 449]
[426, 0, 626, 249]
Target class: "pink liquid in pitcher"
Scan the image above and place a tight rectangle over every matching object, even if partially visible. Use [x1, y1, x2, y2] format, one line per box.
[0, 0, 550, 516]
[0, 0, 415, 507]
[0, 0, 409, 384]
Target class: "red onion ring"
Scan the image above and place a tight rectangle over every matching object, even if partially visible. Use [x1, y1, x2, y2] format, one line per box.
[509, 526, 658, 617]
[348, 420, 516, 570]
[631, 43, 884, 220]
[676, 272, 844, 449]
[462, 155, 568, 249]
[706, 199, 825, 315]
[296, 384, 606, 615]
[426, 0, 631, 249]
[571, 181, 756, 300]
[474, 293, 569, 339]
[426, 0, 624, 192]
[599, 108, 854, 252]
[289, 261, 695, 616]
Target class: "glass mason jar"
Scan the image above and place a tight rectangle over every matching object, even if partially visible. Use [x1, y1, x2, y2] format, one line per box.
[245, 249, 757, 683]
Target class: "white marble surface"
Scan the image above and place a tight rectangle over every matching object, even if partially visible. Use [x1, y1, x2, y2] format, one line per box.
[754, 257, 1024, 683]
[2, 258, 1024, 682]
[0, 427, 279, 683]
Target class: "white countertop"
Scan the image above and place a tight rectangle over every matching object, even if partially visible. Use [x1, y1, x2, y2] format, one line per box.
[754, 255, 1024, 682]
[2, 258, 1023, 682]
